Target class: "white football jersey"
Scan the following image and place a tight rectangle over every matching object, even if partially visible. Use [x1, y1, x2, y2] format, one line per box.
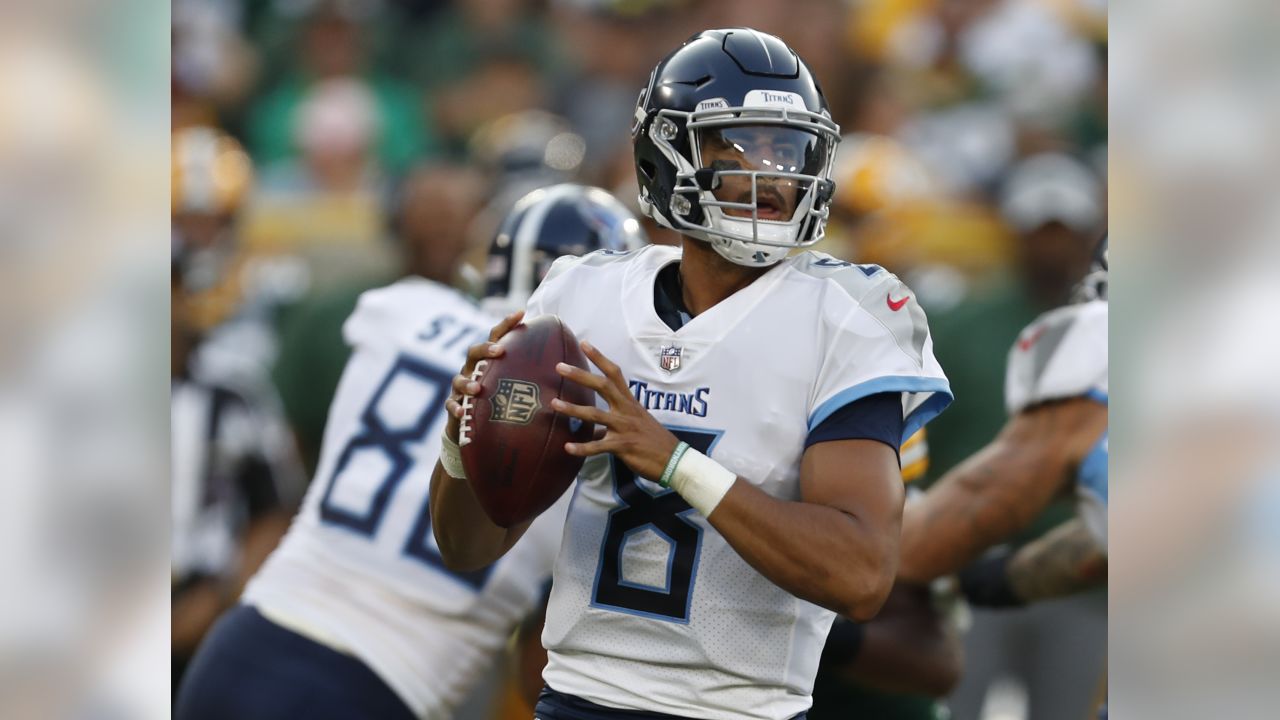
[1005, 299, 1107, 414]
[1005, 299, 1108, 548]
[527, 246, 951, 719]
[243, 278, 568, 719]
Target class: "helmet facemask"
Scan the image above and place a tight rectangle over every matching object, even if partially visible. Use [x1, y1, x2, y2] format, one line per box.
[648, 105, 839, 267]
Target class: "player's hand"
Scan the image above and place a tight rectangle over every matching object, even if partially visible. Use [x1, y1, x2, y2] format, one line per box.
[445, 310, 524, 442]
[551, 341, 681, 482]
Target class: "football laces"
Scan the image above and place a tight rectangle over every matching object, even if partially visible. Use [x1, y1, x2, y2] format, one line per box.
[458, 359, 488, 447]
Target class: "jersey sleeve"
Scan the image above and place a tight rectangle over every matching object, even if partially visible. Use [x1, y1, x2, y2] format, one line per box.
[341, 283, 409, 349]
[808, 269, 953, 447]
[1004, 300, 1108, 414]
[804, 392, 905, 455]
[524, 248, 640, 321]
[341, 286, 383, 348]
[522, 254, 582, 321]
[1076, 431, 1108, 551]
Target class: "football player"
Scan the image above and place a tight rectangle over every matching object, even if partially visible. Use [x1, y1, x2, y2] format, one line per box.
[174, 185, 648, 719]
[900, 237, 1108, 720]
[942, 237, 1111, 604]
[898, 236, 1108, 592]
[433, 29, 953, 719]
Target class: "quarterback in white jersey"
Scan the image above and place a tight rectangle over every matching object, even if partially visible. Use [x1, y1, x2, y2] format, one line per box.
[899, 236, 1109, 604]
[532, 246, 949, 717]
[433, 29, 952, 720]
[175, 184, 648, 720]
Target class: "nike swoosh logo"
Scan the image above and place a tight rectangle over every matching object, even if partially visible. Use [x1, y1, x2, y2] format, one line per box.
[887, 294, 909, 311]
[1017, 326, 1046, 351]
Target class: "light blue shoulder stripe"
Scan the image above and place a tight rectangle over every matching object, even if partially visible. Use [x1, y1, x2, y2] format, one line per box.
[1084, 389, 1108, 405]
[808, 375, 955, 446]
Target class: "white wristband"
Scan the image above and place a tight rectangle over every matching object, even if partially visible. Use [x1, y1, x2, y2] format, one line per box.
[440, 432, 467, 480]
[668, 448, 736, 517]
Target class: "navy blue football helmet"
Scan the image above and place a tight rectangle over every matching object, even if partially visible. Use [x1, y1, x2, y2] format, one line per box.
[482, 184, 649, 316]
[1073, 232, 1108, 303]
[632, 28, 840, 267]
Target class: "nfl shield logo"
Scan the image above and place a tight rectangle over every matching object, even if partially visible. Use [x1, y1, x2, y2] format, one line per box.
[490, 378, 541, 425]
[658, 345, 682, 373]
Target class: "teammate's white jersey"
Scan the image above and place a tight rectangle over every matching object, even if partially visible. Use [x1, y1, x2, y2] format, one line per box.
[243, 278, 568, 719]
[1005, 299, 1108, 548]
[1005, 299, 1107, 414]
[526, 246, 952, 719]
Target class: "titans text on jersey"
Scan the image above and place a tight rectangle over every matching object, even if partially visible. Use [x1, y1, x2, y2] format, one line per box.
[628, 380, 711, 417]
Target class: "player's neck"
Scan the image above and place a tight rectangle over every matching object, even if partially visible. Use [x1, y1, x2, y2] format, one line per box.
[677, 238, 770, 316]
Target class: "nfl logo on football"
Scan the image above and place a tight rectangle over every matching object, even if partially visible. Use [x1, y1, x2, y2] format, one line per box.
[491, 378, 541, 425]
[658, 345, 682, 373]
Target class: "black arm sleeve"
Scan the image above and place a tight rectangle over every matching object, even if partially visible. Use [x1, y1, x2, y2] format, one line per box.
[805, 391, 904, 461]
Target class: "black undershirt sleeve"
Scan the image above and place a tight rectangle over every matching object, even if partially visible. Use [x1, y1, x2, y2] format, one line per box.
[805, 392, 904, 461]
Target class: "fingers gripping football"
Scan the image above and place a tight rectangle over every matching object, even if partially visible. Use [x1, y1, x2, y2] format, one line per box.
[551, 341, 680, 482]
[444, 311, 524, 443]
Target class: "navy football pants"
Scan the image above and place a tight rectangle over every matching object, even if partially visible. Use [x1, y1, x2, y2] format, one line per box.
[174, 604, 415, 720]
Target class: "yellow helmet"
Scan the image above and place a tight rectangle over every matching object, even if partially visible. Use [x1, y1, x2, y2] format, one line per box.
[831, 133, 936, 217]
[171, 126, 253, 216]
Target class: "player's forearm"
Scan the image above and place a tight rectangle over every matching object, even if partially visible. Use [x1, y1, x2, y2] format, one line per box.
[899, 399, 1107, 583]
[898, 439, 1064, 583]
[429, 463, 522, 570]
[709, 481, 899, 621]
[1006, 517, 1107, 602]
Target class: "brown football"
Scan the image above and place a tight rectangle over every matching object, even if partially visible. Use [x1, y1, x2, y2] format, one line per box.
[458, 314, 595, 527]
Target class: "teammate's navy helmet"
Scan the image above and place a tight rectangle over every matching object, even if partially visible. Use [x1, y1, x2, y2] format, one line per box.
[632, 28, 840, 267]
[1073, 232, 1108, 303]
[482, 184, 649, 316]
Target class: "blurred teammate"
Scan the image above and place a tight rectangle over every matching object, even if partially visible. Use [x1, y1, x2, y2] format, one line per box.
[175, 185, 647, 719]
[900, 236, 1108, 720]
[899, 235, 1108, 598]
[949, 238, 1109, 607]
[434, 29, 952, 719]
[272, 162, 487, 473]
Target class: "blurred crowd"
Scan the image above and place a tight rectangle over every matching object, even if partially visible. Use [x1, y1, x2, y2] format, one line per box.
[171, 0, 1107, 718]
